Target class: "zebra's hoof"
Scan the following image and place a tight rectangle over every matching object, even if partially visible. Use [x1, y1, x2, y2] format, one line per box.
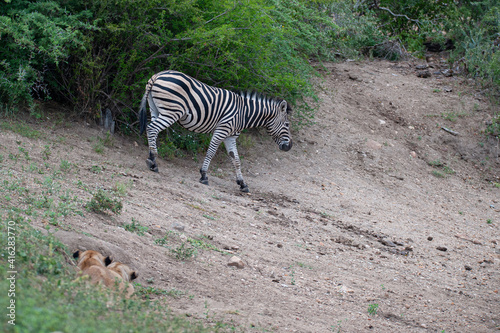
[146, 159, 159, 173]
[240, 185, 250, 193]
[200, 178, 209, 185]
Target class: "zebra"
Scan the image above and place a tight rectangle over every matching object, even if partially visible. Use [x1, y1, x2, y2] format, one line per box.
[139, 70, 292, 192]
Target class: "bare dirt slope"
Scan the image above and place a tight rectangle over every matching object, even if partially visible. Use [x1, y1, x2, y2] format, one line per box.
[2, 60, 499, 332]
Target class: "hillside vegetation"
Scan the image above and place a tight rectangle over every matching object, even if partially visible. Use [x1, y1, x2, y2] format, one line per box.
[1, 0, 499, 135]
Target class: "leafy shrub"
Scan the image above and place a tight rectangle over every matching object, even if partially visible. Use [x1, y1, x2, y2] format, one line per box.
[0, 1, 91, 112]
[487, 114, 500, 138]
[170, 242, 197, 261]
[86, 189, 122, 214]
[3, 0, 499, 146]
[123, 218, 149, 236]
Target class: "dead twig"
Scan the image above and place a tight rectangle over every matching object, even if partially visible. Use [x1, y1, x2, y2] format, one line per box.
[441, 127, 459, 136]
[377, 6, 421, 25]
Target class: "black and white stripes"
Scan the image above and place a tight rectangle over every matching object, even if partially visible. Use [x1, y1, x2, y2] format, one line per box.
[139, 70, 292, 192]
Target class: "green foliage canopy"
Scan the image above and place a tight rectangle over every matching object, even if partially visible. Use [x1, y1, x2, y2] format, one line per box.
[1, 0, 498, 135]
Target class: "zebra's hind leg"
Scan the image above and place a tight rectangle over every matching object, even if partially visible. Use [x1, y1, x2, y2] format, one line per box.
[146, 151, 158, 173]
[223, 136, 249, 193]
[199, 168, 209, 185]
[237, 179, 249, 193]
[145, 113, 179, 173]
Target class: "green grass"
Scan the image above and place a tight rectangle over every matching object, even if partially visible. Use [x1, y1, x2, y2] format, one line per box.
[428, 160, 455, 178]
[170, 242, 198, 260]
[0, 145, 214, 333]
[0, 121, 42, 139]
[368, 303, 379, 316]
[123, 218, 149, 236]
[113, 181, 130, 197]
[0, 121, 237, 332]
[85, 189, 122, 215]
[0, 215, 211, 333]
[441, 111, 468, 122]
[154, 231, 176, 247]
[59, 159, 72, 173]
[134, 284, 188, 300]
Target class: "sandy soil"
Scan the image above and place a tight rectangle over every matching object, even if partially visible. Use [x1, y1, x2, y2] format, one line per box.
[2, 59, 499, 332]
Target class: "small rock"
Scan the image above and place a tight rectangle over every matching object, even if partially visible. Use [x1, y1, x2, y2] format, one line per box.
[464, 265, 472, 271]
[172, 222, 185, 232]
[366, 139, 383, 151]
[179, 234, 188, 242]
[436, 246, 447, 252]
[427, 236, 433, 241]
[410, 151, 417, 158]
[277, 243, 283, 248]
[417, 70, 431, 78]
[380, 239, 396, 247]
[335, 285, 354, 293]
[227, 256, 245, 269]
[223, 244, 240, 251]
[378, 119, 386, 125]
[415, 64, 428, 70]
[441, 69, 453, 77]
[348, 74, 358, 80]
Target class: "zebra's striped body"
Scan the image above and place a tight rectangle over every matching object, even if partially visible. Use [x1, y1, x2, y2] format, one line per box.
[139, 70, 292, 192]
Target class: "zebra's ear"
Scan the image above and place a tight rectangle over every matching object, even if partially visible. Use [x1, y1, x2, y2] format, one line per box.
[280, 100, 287, 113]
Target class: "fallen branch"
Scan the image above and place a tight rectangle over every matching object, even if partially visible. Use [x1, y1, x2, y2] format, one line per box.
[378, 6, 421, 25]
[441, 127, 459, 136]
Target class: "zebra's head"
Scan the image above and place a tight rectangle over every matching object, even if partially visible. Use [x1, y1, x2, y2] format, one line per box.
[268, 100, 292, 152]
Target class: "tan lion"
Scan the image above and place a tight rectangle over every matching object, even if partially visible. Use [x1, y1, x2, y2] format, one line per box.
[73, 250, 138, 298]
[107, 261, 138, 297]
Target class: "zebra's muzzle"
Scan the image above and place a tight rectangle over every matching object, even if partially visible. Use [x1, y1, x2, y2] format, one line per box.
[279, 140, 292, 152]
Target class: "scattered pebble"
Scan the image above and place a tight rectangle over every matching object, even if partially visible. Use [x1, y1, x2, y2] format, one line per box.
[436, 246, 447, 252]
[227, 256, 245, 269]
[427, 236, 433, 241]
[380, 239, 396, 247]
[464, 265, 472, 271]
[366, 139, 383, 151]
[417, 70, 431, 78]
[171, 222, 185, 232]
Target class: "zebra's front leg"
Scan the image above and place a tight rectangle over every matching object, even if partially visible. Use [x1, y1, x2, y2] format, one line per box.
[224, 136, 249, 193]
[199, 130, 227, 186]
[199, 168, 208, 185]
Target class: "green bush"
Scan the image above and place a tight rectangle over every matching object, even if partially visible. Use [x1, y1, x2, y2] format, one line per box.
[447, 1, 500, 88]
[85, 189, 122, 215]
[0, 1, 91, 112]
[2, 0, 499, 143]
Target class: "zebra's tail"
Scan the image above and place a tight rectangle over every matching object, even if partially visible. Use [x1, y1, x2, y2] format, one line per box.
[139, 90, 149, 135]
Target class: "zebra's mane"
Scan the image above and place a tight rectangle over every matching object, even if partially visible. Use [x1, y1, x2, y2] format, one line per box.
[235, 90, 292, 114]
